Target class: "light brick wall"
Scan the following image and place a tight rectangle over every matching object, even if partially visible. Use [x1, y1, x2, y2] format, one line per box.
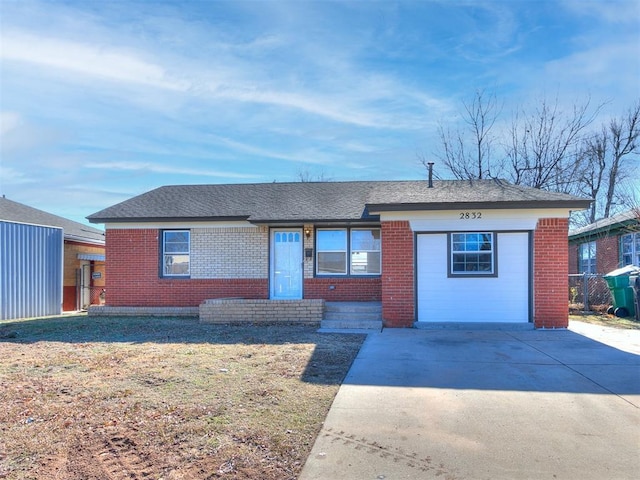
[62, 241, 106, 310]
[191, 226, 268, 279]
[303, 224, 314, 278]
[63, 242, 105, 286]
[200, 298, 324, 324]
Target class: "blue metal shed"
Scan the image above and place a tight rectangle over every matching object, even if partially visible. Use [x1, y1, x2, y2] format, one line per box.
[0, 220, 63, 320]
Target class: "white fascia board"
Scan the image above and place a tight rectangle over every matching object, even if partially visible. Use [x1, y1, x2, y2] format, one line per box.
[380, 208, 573, 232]
[104, 220, 257, 230]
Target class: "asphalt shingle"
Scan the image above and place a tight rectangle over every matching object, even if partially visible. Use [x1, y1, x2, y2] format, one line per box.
[1, 197, 105, 244]
[87, 179, 591, 224]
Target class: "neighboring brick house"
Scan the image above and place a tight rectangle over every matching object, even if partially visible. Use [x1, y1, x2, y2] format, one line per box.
[88, 179, 590, 328]
[0, 197, 106, 312]
[568, 210, 640, 275]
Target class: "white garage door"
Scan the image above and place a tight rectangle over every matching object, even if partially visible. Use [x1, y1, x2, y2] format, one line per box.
[416, 232, 530, 323]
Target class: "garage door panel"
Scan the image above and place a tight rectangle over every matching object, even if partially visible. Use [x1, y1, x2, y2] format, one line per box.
[417, 232, 529, 323]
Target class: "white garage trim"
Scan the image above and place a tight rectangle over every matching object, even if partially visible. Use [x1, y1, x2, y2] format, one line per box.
[416, 231, 531, 323]
[379, 208, 571, 231]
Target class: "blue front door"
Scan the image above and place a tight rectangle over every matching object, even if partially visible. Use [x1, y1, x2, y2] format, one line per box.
[270, 229, 303, 299]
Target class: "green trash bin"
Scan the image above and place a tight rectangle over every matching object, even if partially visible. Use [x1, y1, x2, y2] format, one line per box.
[603, 266, 640, 318]
[629, 275, 640, 322]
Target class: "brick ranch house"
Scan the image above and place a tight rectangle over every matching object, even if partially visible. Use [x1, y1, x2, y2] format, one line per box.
[87, 179, 590, 328]
[569, 209, 640, 275]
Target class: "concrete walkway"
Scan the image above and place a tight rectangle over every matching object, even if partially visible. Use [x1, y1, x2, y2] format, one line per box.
[300, 322, 640, 480]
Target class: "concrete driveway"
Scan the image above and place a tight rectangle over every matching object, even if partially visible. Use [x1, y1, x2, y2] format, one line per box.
[300, 323, 640, 480]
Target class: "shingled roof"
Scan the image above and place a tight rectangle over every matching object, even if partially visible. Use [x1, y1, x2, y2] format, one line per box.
[569, 209, 640, 240]
[87, 179, 591, 224]
[1, 197, 105, 244]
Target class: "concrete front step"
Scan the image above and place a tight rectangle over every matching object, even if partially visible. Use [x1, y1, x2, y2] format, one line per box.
[323, 311, 382, 321]
[325, 301, 382, 314]
[322, 302, 383, 330]
[320, 319, 383, 330]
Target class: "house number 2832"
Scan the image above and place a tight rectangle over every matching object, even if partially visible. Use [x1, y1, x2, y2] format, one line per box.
[460, 212, 482, 219]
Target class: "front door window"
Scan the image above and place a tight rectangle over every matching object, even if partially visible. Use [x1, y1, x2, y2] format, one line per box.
[271, 230, 303, 299]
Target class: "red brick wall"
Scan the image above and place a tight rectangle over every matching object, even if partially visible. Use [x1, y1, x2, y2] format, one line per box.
[304, 277, 381, 301]
[105, 229, 267, 306]
[534, 218, 569, 328]
[568, 244, 578, 274]
[381, 221, 414, 327]
[570, 235, 620, 275]
[63, 286, 76, 311]
[597, 236, 619, 273]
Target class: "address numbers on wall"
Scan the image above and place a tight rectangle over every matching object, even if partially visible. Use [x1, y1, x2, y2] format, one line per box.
[459, 212, 483, 219]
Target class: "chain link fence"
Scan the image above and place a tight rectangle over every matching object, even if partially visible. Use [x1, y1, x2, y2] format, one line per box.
[77, 285, 106, 310]
[569, 274, 611, 313]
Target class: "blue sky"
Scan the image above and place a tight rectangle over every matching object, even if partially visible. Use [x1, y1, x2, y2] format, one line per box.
[1, 0, 639, 226]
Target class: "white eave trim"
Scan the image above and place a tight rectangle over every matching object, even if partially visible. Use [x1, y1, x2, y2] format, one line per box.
[104, 220, 257, 229]
[379, 208, 574, 232]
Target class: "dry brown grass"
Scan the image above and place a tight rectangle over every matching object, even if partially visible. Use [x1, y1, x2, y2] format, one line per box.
[0, 315, 365, 480]
[569, 312, 640, 330]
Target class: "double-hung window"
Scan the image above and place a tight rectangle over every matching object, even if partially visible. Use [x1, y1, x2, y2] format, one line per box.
[621, 232, 640, 267]
[450, 232, 495, 276]
[162, 230, 190, 277]
[579, 241, 597, 273]
[316, 228, 381, 275]
[350, 229, 381, 274]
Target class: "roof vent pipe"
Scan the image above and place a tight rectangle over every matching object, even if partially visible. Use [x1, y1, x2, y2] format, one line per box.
[427, 162, 434, 188]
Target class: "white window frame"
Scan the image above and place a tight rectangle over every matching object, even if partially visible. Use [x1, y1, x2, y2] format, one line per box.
[162, 230, 190, 277]
[621, 232, 640, 267]
[316, 227, 381, 276]
[350, 228, 381, 275]
[449, 232, 496, 277]
[579, 241, 597, 273]
[316, 229, 348, 275]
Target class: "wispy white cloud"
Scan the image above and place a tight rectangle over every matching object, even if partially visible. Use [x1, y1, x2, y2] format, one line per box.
[1, 31, 190, 91]
[0, 111, 23, 136]
[85, 161, 260, 179]
[1, 2, 441, 130]
[0, 165, 34, 185]
[562, 0, 640, 24]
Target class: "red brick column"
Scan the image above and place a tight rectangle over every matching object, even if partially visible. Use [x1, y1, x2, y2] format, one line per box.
[381, 221, 414, 327]
[534, 218, 569, 328]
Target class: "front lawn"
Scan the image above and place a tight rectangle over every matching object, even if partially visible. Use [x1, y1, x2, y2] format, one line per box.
[0, 316, 365, 479]
[569, 313, 640, 330]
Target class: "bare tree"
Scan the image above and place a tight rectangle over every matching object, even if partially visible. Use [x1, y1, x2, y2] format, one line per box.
[603, 102, 640, 217]
[295, 168, 332, 182]
[577, 129, 608, 223]
[427, 89, 503, 180]
[575, 101, 640, 223]
[505, 96, 600, 191]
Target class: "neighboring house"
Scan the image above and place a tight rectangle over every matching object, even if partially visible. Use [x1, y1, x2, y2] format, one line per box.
[568, 210, 640, 275]
[88, 179, 590, 329]
[1, 220, 63, 320]
[0, 197, 106, 314]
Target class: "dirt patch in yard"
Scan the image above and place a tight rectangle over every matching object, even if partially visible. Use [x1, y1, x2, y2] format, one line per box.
[0, 316, 365, 479]
[570, 313, 640, 330]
